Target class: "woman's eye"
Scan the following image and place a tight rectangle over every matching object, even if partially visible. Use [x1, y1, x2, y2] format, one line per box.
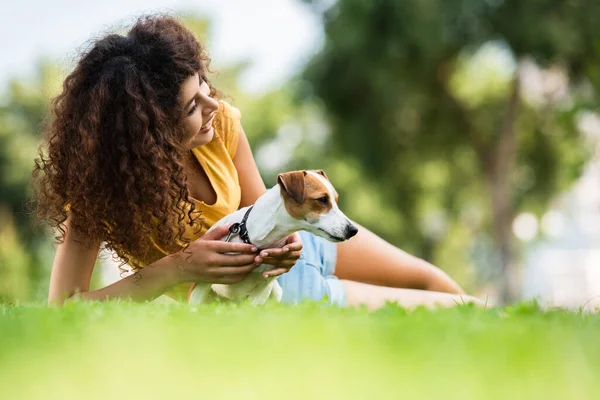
[317, 196, 328, 205]
[187, 104, 198, 116]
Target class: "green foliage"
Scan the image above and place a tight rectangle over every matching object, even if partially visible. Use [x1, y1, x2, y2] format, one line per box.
[300, 0, 599, 291]
[0, 209, 31, 303]
[1, 301, 599, 399]
[3, 6, 597, 302]
[0, 62, 57, 243]
[0, 61, 63, 302]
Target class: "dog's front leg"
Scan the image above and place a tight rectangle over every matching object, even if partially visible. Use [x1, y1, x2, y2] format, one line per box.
[271, 281, 283, 302]
[188, 283, 212, 305]
[248, 277, 279, 306]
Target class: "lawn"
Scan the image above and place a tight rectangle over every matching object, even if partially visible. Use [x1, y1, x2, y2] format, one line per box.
[0, 301, 598, 400]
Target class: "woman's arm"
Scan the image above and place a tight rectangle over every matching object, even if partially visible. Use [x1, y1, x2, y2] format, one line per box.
[48, 216, 181, 304]
[48, 218, 259, 305]
[233, 126, 267, 207]
[335, 223, 465, 295]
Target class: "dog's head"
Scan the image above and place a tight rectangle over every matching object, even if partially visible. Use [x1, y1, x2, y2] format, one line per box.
[277, 170, 358, 242]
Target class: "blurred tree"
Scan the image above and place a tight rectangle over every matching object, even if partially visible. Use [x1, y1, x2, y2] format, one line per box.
[300, 0, 599, 302]
[0, 207, 32, 303]
[0, 60, 62, 302]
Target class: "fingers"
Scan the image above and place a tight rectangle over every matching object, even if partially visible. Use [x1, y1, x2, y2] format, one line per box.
[283, 242, 303, 252]
[259, 258, 299, 269]
[211, 241, 258, 254]
[202, 225, 231, 241]
[259, 248, 301, 259]
[262, 247, 289, 257]
[258, 251, 302, 265]
[212, 253, 258, 267]
[285, 232, 303, 246]
[262, 267, 290, 278]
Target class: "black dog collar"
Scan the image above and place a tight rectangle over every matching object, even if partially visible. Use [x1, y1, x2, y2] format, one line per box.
[225, 206, 253, 244]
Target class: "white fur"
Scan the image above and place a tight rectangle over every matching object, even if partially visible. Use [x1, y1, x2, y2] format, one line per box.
[188, 174, 356, 306]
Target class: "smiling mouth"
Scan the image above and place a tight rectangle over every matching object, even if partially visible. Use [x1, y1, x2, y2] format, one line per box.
[200, 116, 214, 131]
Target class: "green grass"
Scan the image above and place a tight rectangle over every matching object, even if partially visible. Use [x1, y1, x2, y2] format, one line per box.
[0, 301, 598, 400]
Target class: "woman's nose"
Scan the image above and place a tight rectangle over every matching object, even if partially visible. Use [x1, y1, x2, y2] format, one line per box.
[203, 96, 219, 115]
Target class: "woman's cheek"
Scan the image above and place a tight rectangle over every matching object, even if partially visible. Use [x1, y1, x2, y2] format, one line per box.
[184, 117, 200, 139]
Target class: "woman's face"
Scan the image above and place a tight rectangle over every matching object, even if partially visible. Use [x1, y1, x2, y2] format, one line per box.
[178, 72, 220, 149]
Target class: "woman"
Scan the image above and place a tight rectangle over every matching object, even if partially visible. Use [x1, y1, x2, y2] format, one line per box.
[35, 15, 481, 309]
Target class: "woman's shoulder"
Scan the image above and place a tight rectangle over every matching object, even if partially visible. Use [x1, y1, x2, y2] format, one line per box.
[212, 100, 242, 159]
[216, 100, 241, 123]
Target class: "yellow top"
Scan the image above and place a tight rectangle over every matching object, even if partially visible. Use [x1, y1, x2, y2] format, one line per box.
[187, 100, 242, 231]
[139, 100, 243, 300]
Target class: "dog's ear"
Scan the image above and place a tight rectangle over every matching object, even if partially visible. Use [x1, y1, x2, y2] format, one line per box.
[277, 171, 306, 204]
[314, 170, 329, 180]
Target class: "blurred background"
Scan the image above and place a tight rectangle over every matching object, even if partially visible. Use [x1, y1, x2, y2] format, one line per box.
[1, 0, 600, 307]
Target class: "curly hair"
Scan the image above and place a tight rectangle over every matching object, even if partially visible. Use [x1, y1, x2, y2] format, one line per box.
[33, 15, 216, 270]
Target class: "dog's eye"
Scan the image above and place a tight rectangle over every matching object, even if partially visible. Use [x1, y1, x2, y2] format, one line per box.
[317, 196, 329, 205]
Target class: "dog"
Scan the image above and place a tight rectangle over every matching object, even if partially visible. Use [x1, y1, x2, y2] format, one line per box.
[188, 169, 358, 306]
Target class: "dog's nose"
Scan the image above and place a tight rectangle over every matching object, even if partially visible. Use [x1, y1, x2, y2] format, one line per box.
[345, 224, 358, 239]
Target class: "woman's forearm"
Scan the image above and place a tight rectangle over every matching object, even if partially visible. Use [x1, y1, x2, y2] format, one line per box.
[423, 262, 465, 294]
[63, 255, 182, 304]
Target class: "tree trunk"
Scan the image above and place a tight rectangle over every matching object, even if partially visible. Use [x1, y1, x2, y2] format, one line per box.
[486, 73, 521, 304]
[439, 61, 522, 303]
[488, 160, 519, 303]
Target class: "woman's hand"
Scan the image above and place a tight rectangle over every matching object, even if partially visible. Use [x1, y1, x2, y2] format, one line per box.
[170, 225, 260, 285]
[256, 232, 303, 278]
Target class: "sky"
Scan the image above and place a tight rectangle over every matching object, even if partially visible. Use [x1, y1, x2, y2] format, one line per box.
[0, 0, 323, 93]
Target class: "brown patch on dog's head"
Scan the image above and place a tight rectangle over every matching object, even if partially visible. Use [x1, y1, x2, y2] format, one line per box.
[313, 170, 338, 203]
[277, 170, 306, 204]
[314, 170, 328, 180]
[277, 170, 334, 221]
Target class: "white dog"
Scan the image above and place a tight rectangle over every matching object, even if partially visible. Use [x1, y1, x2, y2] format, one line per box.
[188, 170, 358, 305]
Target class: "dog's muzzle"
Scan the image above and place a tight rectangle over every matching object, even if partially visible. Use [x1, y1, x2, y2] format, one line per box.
[344, 223, 358, 239]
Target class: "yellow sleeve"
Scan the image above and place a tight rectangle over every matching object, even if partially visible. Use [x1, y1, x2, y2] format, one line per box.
[215, 100, 242, 159]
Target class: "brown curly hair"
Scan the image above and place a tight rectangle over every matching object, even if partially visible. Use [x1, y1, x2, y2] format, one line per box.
[33, 15, 216, 270]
